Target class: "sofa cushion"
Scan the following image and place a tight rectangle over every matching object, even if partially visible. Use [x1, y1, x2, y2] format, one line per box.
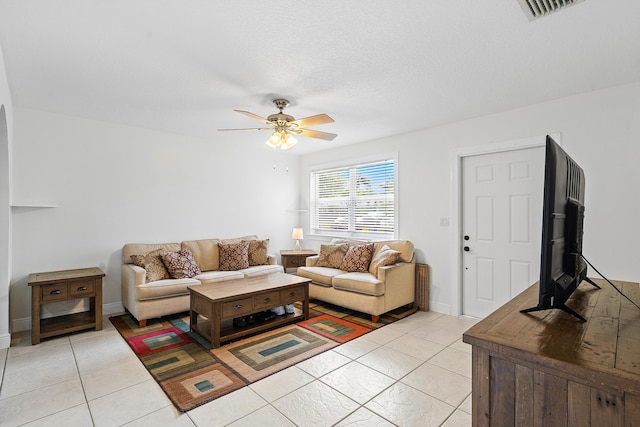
[194, 270, 244, 285]
[162, 248, 202, 279]
[240, 264, 284, 277]
[136, 277, 201, 301]
[220, 235, 258, 244]
[332, 272, 385, 296]
[181, 239, 220, 272]
[219, 241, 250, 271]
[122, 242, 180, 264]
[296, 266, 345, 287]
[373, 240, 415, 263]
[130, 249, 171, 283]
[245, 239, 269, 266]
[339, 243, 375, 272]
[368, 244, 402, 275]
[315, 243, 349, 268]
[330, 238, 370, 247]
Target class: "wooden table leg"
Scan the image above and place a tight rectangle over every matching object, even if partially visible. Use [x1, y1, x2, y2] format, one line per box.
[212, 302, 221, 348]
[94, 279, 103, 330]
[303, 283, 309, 320]
[189, 308, 197, 332]
[31, 286, 41, 345]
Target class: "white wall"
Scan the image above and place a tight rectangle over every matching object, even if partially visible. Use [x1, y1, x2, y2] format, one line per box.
[300, 82, 640, 315]
[0, 45, 13, 348]
[9, 109, 302, 329]
[7, 83, 640, 330]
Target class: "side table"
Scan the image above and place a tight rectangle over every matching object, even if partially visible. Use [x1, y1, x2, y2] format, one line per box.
[28, 267, 105, 344]
[280, 250, 318, 273]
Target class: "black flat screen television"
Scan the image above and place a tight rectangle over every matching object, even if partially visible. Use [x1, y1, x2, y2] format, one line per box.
[521, 135, 599, 321]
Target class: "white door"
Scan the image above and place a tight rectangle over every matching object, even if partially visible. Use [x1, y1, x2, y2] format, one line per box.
[462, 146, 544, 318]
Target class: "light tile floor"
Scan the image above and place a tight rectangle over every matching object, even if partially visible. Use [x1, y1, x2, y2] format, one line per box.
[0, 311, 476, 427]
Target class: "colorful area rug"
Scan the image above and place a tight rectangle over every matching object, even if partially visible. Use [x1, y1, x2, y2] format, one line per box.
[110, 301, 407, 411]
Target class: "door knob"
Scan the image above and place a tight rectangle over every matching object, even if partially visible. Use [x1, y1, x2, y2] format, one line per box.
[464, 235, 470, 241]
[463, 246, 470, 252]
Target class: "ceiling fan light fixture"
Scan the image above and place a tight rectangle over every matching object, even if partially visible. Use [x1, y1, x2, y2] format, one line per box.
[280, 133, 297, 150]
[221, 98, 337, 148]
[266, 131, 283, 148]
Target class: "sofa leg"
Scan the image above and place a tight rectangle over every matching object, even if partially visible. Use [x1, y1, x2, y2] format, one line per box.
[138, 319, 147, 328]
[371, 315, 380, 323]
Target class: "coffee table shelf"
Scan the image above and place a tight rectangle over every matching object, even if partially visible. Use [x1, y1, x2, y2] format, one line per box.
[193, 307, 304, 345]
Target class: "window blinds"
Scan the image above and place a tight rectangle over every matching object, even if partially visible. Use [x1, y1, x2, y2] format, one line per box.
[310, 159, 395, 237]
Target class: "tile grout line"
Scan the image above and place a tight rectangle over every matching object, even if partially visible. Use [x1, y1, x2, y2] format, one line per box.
[69, 336, 98, 427]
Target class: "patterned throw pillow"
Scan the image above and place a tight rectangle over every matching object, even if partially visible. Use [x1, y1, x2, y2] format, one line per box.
[315, 243, 349, 268]
[130, 249, 171, 283]
[244, 239, 269, 266]
[368, 244, 402, 276]
[339, 243, 375, 272]
[161, 248, 202, 279]
[219, 241, 250, 271]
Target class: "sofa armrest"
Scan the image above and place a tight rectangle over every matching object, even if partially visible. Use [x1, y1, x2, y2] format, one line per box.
[378, 261, 415, 282]
[378, 261, 415, 307]
[306, 255, 319, 267]
[121, 264, 146, 311]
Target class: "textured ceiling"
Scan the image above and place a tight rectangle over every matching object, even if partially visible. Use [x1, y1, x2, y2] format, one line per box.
[0, 0, 639, 154]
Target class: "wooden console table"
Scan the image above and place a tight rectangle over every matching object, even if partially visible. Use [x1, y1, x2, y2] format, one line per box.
[463, 279, 640, 426]
[280, 249, 317, 273]
[29, 267, 104, 345]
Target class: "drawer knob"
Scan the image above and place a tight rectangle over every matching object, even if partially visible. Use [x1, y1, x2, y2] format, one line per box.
[77, 286, 87, 291]
[289, 292, 296, 297]
[234, 304, 243, 310]
[263, 297, 271, 303]
[50, 290, 61, 295]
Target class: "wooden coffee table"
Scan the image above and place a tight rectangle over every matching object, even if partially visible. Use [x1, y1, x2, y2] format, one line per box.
[188, 273, 310, 348]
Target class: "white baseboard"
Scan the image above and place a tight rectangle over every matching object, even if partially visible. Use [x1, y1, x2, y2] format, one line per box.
[0, 333, 10, 349]
[11, 301, 125, 333]
[11, 316, 31, 333]
[103, 302, 125, 316]
[429, 301, 452, 315]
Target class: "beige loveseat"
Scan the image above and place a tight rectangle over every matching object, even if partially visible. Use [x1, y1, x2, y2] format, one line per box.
[121, 235, 282, 327]
[296, 239, 415, 322]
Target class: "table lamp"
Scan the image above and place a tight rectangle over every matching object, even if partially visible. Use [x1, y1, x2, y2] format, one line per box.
[291, 228, 303, 251]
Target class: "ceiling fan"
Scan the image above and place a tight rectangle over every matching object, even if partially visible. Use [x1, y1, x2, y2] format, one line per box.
[219, 99, 337, 150]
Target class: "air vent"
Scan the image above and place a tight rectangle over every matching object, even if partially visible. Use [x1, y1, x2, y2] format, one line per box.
[517, 0, 585, 21]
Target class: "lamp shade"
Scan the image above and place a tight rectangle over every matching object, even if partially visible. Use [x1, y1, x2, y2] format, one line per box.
[291, 228, 303, 239]
[280, 133, 297, 150]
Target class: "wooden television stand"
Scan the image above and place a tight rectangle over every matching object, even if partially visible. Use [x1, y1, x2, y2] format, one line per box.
[463, 279, 640, 426]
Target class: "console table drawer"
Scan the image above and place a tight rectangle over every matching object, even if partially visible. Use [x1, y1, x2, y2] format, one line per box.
[280, 286, 305, 304]
[222, 297, 254, 318]
[253, 291, 280, 310]
[69, 280, 95, 297]
[41, 284, 69, 302]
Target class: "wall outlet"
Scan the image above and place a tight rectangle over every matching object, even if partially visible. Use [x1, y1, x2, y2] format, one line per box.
[440, 217, 450, 227]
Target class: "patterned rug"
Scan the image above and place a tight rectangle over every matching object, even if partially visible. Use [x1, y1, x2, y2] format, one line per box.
[110, 301, 409, 411]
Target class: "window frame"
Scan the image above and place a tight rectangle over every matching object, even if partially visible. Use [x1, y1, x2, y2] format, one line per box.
[309, 153, 398, 240]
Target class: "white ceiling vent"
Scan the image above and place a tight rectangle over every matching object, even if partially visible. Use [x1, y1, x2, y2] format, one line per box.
[517, 0, 585, 21]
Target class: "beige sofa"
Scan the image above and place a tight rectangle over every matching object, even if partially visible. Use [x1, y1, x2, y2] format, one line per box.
[296, 239, 415, 322]
[121, 235, 282, 327]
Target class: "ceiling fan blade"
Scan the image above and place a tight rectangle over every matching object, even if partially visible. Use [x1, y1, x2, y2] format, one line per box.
[218, 127, 272, 131]
[291, 114, 334, 128]
[295, 128, 338, 141]
[234, 110, 273, 125]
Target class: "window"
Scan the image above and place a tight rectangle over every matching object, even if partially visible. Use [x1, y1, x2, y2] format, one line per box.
[310, 158, 396, 238]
